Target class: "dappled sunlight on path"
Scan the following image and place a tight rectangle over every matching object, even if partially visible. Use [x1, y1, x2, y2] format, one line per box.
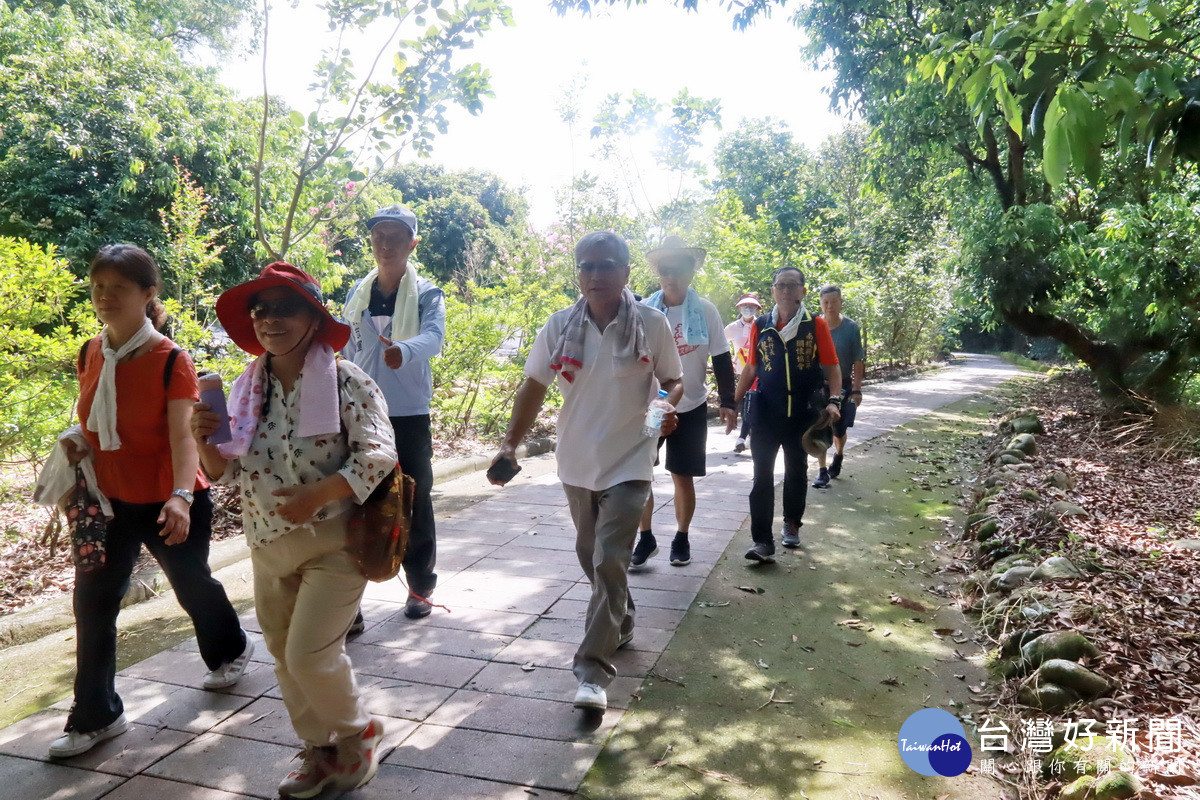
[0, 354, 1022, 799]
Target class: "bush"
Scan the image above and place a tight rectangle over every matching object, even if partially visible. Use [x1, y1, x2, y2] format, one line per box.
[0, 238, 88, 469]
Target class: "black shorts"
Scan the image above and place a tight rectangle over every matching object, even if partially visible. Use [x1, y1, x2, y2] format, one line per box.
[834, 397, 857, 437]
[657, 403, 708, 477]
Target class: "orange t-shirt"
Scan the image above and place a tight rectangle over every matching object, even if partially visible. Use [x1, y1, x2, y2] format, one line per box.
[745, 313, 840, 367]
[77, 336, 209, 504]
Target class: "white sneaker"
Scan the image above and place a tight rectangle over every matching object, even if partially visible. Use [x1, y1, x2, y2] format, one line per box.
[573, 682, 607, 711]
[203, 636, 255, 690]
[48, 713, 129, 758]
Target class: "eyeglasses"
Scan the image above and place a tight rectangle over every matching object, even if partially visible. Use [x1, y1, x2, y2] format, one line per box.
[371, 230, 412, 248]
[576, 260, 626, 273]
[249, 297, 309, 320]
[772, 282, 805, 291]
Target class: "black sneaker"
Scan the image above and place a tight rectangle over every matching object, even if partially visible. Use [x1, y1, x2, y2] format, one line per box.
[812, 468, 831, 489]
[669, 535, 691, 566]
[829, 452, 844, 479]
[744, 543, 776, 564]
[629, 532, 658, 571]
[405, 592, 433, 619]
[347, 610, 365, 638]
[781, 520, 801, 549]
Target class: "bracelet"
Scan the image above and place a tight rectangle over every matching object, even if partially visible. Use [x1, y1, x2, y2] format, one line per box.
[827, 396, 843, 410]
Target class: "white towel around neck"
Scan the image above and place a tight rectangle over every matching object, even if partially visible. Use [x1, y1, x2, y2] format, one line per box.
[344, 265, 420, 345]
[85, 317, 163, 450]
[772, 304, 810, 343]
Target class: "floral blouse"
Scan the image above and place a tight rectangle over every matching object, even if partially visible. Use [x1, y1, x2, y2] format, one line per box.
[219, 359, 396, 548]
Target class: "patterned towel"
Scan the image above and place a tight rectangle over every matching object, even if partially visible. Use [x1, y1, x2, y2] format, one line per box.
[549, 288, 650, 383]
[218, 343, 341, 458]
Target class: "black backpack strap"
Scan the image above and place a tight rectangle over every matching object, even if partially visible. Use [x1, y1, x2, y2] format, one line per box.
[77, 338, 93, 374]
[163, 346, 182, 391]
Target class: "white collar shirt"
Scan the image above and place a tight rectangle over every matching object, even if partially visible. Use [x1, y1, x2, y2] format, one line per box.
[526, 303, 682, 491]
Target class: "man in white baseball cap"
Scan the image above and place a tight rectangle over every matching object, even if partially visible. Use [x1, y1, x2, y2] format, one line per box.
[343, 204, 446, 621]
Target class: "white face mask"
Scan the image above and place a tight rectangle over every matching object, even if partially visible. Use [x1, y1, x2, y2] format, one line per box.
[739, 306, 755, 319]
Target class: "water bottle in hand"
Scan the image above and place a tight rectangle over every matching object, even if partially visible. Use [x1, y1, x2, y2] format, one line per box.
[642, 389, 671, 438]
[198, 373, 232, 445]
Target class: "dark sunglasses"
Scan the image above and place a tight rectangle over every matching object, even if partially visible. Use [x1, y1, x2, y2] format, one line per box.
[576, 259, 626, 273]
[249, 297, 310, 320]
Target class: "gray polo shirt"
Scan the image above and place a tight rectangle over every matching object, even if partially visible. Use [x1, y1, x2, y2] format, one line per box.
[826, 315, 865, 387]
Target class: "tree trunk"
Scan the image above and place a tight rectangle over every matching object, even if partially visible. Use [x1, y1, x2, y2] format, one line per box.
[1001, 306, 1130, 400]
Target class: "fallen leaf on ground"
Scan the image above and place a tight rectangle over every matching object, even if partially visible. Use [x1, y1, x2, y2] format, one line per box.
[669, 763, 746, 785]
[520, 663, 537, 672]
[736, 586, 765, 594]
[889, 594, 927, 611]
[756, 659, 769, 669]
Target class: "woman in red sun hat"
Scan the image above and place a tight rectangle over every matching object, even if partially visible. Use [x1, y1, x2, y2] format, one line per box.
[192, 262, 396, 798]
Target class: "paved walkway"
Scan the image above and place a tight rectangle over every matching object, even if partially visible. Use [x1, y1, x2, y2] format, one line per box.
[0, 354, 1021, 800]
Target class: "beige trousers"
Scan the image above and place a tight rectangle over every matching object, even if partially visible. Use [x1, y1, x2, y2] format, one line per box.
[563, 480, 650, 687]
[252, 519, 369, 746]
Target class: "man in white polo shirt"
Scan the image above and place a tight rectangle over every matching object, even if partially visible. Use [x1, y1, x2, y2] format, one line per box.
[488, 231, 683, 713]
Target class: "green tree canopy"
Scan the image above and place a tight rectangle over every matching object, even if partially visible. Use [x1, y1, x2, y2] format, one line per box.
[374, 163, 529, 285]
[0, 3, 263, 280]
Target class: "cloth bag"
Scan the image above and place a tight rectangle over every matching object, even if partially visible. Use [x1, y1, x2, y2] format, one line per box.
[65, 466, 108, 571]
[346, 465, 415, 582]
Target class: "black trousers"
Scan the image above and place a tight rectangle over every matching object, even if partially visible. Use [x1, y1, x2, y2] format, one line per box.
[391, 415, 437, 595]
[69, 489, 245, 732]
[749, 411, 814, 545]
[738, 393, 753, 441]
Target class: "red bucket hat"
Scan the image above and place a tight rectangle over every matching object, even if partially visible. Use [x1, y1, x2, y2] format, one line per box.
[216, 262, 351, 356]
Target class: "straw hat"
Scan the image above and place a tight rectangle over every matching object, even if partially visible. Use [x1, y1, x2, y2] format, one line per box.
[647, 235, 706, 272]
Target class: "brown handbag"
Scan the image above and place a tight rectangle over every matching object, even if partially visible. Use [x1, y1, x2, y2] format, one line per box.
[346, 465, 415, 582]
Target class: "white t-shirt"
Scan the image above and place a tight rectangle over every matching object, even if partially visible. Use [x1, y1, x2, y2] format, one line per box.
[526, 303, 683, 491]
[725, 316, 754, 372]
[655, 299, 728, 414]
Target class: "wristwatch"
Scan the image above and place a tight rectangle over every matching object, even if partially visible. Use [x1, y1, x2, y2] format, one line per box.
[171, 489, 195, 506]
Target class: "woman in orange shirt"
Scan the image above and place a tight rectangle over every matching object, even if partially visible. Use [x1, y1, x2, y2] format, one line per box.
[49, 245, 251, 759]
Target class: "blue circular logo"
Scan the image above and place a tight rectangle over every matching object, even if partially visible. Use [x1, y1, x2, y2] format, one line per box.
[898, 708, 973, 776]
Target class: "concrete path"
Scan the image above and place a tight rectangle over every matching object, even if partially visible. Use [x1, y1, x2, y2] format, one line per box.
[0, 354, 1021, 800]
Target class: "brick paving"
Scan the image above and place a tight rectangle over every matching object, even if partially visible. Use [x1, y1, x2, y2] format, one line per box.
[0, 354, 1019, 799]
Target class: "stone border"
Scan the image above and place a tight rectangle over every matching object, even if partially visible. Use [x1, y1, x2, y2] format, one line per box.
[0, 437, 557, 649]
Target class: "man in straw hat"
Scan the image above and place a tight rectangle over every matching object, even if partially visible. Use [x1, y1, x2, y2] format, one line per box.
[488, 231, 683, 713]
[729, 265, 842, 562]
[631, 236, 737, 571]
[343, 204, 445, 621]
[724, 292, 762, 454]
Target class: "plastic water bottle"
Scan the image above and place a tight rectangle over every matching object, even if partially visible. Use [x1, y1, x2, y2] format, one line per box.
[197, 373, 232, 445]
[642, 389, 671, 437]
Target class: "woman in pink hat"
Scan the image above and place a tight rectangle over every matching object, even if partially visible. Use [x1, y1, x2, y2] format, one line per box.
[191, 262, 396, 797]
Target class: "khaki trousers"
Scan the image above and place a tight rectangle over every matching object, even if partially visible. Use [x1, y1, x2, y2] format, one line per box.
[252, 520, 369, 746]
[563, 480, 650, 687]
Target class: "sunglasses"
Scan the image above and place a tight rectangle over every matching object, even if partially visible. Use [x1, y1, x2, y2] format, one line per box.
[772, 282, 805, 290]
[249, 297, 310, 320]
[576, 260, 626, 273]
